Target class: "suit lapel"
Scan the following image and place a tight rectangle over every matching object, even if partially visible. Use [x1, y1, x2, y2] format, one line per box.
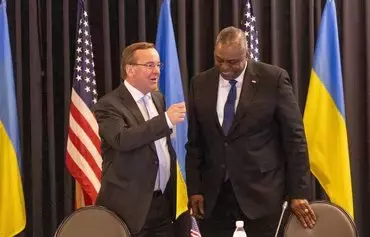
[152, 92, 176, 207]
[119, 84, 146, 124]
[228, 60, 260, 135]
[151, 92, 164, 115]
[208, 68, 224, 134]
[152, 92, 177, 161]
[119, 84, 157, 152]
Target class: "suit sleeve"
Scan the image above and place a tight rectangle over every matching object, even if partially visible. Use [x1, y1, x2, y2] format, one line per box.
[185, 78, 205, 196]
[275, 69, 311, 200]
[94, 99, 171, 152]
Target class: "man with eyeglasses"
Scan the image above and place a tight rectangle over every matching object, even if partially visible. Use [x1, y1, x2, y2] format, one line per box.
[186, 26, 316, 237]
[93, 42, 186, 237]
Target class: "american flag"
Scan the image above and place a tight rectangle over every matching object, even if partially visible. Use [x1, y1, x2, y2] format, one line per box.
[66, 0, 102, 206]
[241, 0, 260, 61]
[190, 216, 202, 237]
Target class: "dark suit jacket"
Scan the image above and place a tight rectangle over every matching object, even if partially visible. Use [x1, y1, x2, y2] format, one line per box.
[93, 84, 176, 234]
[186, 60, 310, 219]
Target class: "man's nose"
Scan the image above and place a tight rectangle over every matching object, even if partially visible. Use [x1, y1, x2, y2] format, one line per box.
[220, 63, 230, 72]
[153, 65, 161, 74]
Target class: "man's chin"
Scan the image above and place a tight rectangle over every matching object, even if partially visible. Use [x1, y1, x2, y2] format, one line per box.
[221, 74, 235, 80]
[151, 85, 159, 92]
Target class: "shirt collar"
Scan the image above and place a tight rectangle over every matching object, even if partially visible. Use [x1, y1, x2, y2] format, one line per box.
[124, 80, 151, 102]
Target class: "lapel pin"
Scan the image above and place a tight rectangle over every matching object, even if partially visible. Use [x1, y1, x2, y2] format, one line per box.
[251, 80, 257, 84]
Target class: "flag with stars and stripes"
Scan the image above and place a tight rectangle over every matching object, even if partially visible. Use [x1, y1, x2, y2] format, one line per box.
[241, 0, 260, 61]
[66, 0, 102, 206]
[190, 216, 201, 237]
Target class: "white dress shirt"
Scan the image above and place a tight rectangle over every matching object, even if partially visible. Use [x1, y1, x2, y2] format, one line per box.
[124, 80, 172, 192]
[216, 64, 247, 126]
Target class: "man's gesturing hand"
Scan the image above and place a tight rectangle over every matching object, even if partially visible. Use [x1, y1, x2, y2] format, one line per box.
[167, 102, 186, 125]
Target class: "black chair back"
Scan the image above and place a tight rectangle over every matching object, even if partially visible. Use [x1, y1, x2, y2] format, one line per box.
[54, 205, 130, 237]
[284, 201, 357, 237]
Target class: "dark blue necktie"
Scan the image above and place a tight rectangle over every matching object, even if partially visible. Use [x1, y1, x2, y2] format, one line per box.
[222, 80, 237, 135]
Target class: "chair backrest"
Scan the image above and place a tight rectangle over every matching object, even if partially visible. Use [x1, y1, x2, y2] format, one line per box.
[54, 205, 130, 237]
[284, 201, 358, 237]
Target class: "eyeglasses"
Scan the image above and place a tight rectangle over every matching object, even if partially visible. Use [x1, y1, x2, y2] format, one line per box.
[130, 62, 164, 70]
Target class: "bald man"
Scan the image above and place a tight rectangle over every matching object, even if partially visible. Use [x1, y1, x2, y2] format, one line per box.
[186, 26, 316, 237]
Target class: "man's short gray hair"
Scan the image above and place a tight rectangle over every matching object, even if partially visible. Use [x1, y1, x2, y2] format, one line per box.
[215, 26, 248, 52]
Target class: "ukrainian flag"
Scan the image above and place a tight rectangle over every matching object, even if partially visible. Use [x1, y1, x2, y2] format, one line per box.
[0, 1, 26, 236]
[155, 0, 188, 218]
[304, 0, 353, 217]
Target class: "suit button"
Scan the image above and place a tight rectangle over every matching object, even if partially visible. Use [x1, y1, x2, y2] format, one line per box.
[224, 142, 228, 147]
[154, 160, 159, 165]
[220, 164, 226, 169]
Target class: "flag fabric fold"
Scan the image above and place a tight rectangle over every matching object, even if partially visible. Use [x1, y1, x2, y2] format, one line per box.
[303, 0, 353, 217]
[190, 216, 201, 237]
[241, 0, 259, 61]
[0, 1, 26, 236]
[155, 0, 188, 218]
[66, 0, 102, 206]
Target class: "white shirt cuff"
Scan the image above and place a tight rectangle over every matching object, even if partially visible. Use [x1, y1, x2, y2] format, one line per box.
[165, 112, 174, 129]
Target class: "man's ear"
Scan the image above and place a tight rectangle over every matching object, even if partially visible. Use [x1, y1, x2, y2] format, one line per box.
[126, 65, 134, 77]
